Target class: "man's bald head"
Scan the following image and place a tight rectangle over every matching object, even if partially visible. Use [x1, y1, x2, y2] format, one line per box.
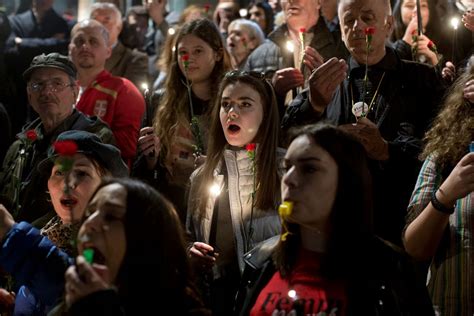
[71, 19, 110, 46]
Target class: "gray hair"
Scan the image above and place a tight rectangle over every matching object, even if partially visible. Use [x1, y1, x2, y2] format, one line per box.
[228, 19, 265, 46]
[90, 2, 123, 22]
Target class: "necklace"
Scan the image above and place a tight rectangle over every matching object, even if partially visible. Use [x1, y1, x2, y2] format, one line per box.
[350, 72, 385, 119]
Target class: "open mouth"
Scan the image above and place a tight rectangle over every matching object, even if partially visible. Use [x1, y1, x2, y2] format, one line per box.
[60, 197, 78, 208]
[81, 245, 107, 265]
[228, 124, 241, 134]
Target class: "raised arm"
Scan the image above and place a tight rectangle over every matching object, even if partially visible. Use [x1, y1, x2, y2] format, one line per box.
[404, 153, 474, 260]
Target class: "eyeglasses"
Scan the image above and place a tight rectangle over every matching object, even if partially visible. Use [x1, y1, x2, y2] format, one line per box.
[29, 80, 74, 93]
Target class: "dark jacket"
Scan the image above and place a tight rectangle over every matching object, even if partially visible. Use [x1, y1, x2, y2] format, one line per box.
[132, 92, 210, 224]
[235, 235, 435, 316]
[0, 110, 115, 224]
[244, 19, 349, 117]
[244, 19, 348, 77]
[64, 288, 211, 316]
[282, 46, 446, 245]
[4, 8, 69, 134]
[0, 103, 11, 165]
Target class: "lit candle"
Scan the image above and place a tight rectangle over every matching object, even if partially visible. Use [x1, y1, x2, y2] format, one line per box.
[299, 28, 306, 68]
[288, 289, 296, 299]
[209, 183, 221, 197]
[286, 40, 295, 53]
[239, 8, 248, 17]
[450, 17, 459, 64]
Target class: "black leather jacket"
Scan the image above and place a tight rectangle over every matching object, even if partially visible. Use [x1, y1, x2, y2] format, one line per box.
[235, 235, 435, 316]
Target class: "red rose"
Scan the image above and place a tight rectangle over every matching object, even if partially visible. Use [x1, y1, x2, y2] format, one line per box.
[53, 140, 78, 156]
[411, 29, 418, 35]
[428, 40, 436, 51]
[299, 27, 306, 33]
[246, 143, 256, 152]
[181, 54, 190, 62]
[25, 129, 37, 141]
[364, 27, 376, 35]
[203, 3, 211, 12]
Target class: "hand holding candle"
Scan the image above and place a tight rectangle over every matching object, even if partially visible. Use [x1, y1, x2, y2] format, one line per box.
[450, 17, 459, 64]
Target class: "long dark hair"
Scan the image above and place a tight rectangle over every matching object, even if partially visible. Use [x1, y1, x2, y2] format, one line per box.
[192, 71, 280, 218]
[275, 123, 373, 279]
[92, 178, 204, 313]
[391, 0, 441, 42]
[246, 1, 274, 36]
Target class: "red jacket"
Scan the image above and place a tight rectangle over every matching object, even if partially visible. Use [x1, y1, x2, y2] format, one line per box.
[76, 70, 145, 167]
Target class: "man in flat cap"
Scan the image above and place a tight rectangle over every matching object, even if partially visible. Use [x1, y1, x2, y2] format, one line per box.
[0, 52, 116, 225]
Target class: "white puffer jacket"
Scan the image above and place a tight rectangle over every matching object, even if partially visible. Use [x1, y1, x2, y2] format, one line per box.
[186, 147, 286, 273]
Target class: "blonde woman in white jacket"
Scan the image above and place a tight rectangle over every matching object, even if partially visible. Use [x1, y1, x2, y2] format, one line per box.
[186, 71, 285, 315]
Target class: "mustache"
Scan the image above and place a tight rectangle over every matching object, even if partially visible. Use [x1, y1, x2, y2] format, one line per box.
[38, 95, 58, 103]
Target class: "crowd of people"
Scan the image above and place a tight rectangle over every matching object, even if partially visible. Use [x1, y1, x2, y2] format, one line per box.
[0, 0, 472, 315]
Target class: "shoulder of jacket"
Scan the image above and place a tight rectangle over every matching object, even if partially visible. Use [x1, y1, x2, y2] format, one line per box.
[243, 235, 280, 270]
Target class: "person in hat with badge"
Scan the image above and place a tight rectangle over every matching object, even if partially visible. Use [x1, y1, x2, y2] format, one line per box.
[0, 52, 115, 226]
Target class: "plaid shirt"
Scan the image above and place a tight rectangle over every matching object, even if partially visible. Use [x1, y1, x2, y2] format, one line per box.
[406, 155, 473, 315]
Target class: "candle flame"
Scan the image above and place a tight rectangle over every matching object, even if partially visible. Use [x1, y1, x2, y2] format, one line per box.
[209, 183, 221, 197]
[450, 17, 459, 29]
[286, 41, 295, 53]
[141, 82, 148, 91]
[168, 28, 176, 35]
[288, 289, 296, 298]
[239, 8, 248, 17]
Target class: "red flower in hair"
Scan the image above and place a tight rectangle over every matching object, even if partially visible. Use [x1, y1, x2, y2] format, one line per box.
[25, 129, 37, 142]
[53, 140, 78, 157]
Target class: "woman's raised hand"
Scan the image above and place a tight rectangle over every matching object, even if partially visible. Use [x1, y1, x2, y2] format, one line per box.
[65, 255, 111, 307]
[437, 152, 474, 206]
[137, 127, 161, 170]
[414, 34, 439, 65]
